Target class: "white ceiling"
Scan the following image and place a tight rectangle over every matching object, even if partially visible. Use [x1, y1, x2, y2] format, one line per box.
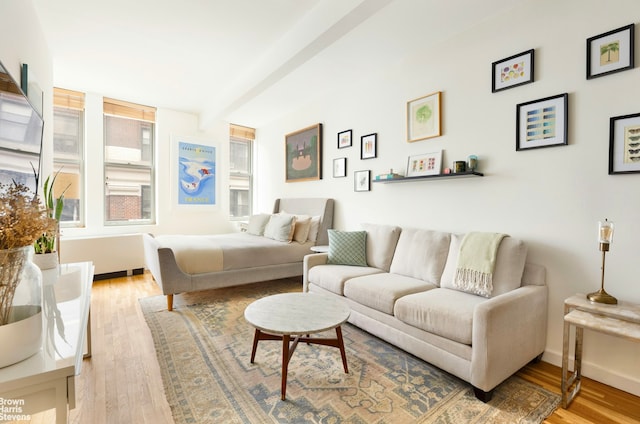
[32, 0, 525, 128]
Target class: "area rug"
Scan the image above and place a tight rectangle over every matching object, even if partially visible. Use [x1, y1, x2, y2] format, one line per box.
[139, 279, 559, 423]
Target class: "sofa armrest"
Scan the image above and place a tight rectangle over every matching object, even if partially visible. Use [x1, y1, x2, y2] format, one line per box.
[471, 284, 548, 392]
[303, 253, 328, 292]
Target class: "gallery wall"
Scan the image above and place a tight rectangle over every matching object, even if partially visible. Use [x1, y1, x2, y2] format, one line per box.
[252, 0, 640, 395]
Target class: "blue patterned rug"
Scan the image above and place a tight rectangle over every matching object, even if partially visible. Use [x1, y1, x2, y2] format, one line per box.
[139, 279, 559, 423]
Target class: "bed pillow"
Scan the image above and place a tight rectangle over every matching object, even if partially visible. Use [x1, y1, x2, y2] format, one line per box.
[246, 213, 271, 236]
[264, 214, 296, 242]
[327, 230, 367, 266]
[307, 216, 321, 242]
[293, 215, 312, 243]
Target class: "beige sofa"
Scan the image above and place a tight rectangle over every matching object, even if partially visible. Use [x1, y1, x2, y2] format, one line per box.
[302, 223, 547, 402]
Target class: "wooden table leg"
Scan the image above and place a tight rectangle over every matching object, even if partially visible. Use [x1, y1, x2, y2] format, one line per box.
[250, 329, 260, 363]
[281, 335, 291, 400]
[336, 326, 349, 373]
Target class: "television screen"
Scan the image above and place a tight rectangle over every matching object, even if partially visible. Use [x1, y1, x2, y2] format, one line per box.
[0, 60, 44, 194]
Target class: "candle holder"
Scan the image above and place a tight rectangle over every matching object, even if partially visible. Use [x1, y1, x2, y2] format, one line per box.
[587, 219, 618, 304]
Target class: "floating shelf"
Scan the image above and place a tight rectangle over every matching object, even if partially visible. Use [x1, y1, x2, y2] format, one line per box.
[373, 171, 484, 183]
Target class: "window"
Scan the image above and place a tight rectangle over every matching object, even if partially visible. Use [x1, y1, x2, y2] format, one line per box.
[53, 88, 84, 226]
[229, 124, 254, 220]
[103, 98, 155, 224]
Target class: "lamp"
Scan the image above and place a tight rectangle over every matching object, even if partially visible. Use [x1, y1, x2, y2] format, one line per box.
[587, 219, 618, 304]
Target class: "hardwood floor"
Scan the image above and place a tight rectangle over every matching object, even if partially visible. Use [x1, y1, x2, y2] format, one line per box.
[20, 272, 640, 423]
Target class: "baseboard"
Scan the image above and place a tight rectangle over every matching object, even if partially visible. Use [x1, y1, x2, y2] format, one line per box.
[93, 268, 145, 281]
[543, 349, 640, 397]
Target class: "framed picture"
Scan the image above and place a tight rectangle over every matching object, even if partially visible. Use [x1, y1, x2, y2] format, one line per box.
[406, 150, 442, 177]
[333, 157, 347, 178]
[609, 112, 640, 174]
[360, 133, 377, 159]
[407, 91, 441, 142]
[516, 93, 568, 151]
[491, 49, 535, 93]
[587, 24, 634, 79]
[285, 123, 322, 182]
[354, 170, 370, 192]
[337, 129, 352, 149]
[172, 136, 217, 208]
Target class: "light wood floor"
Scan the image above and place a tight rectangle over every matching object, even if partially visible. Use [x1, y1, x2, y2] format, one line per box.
[20, 272, 640, 423]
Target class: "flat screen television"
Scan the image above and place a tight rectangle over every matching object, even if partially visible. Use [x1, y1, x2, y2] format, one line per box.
[0, 59, 44, 194]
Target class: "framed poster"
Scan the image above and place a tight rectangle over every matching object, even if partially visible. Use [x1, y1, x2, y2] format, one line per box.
[337, 129, 352, 149]
[516, 93, 568, 151]
[285, 123, 322, 182]
[407, 91, 441, 142]
[406, 150, 442, 177]
[354, 170, 370, 192]
[491, 49, 535, 92]
[333, 157, 347, 177]
[360, 133, 377, 159]
[587, 24, 634, 79]
[176, 138, 216, 206]
[609, 112, 640, 174]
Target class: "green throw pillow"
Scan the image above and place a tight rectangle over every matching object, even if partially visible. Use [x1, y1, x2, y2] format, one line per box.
[327, 230, 367, 266]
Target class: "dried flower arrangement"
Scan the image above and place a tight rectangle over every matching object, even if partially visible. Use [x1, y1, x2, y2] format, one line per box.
[0, 182, 56, 325]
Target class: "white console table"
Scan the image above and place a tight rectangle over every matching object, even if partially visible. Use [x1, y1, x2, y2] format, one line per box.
[561, 294, 640, 408]
[0, 261, 94, 424]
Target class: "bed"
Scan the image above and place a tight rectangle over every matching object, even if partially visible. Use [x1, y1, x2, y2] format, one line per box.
[143, 198, 334, 310]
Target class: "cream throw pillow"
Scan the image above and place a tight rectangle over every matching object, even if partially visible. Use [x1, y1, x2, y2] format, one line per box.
[246, 214, 271, 236]
[293, 216, 312, 243]
[263, 214, 296, 242]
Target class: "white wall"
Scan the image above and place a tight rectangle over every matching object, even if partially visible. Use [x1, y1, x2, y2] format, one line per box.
[252, 0, 640, 395]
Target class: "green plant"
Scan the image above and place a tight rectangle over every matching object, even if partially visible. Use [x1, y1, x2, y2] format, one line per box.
[33, 170, 70, 254]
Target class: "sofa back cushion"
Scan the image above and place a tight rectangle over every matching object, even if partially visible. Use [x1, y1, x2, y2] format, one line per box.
[389, 228, 451, 284]
[361, 223, 402, 271]
[440, 233, 528, 297]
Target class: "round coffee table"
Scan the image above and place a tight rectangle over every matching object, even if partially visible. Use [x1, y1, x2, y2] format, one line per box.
[244, 292, 350, 400]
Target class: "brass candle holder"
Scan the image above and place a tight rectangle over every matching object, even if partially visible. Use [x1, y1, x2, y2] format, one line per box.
[587, 219, 617, 305]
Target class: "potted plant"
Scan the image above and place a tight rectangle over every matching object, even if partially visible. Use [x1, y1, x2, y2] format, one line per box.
[33, 170, 70, 269]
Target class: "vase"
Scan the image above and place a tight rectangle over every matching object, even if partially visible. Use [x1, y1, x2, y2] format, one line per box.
[33, 251, 59, 270]
[0, 246, 43, 368]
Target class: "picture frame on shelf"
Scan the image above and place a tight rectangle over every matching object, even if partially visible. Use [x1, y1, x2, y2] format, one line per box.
[407, 91, 441, 142]
[608, 112, 640, 174]
[406, 150, 442, 177]
[360, 133, 377, 159]
[285, 123, 322, 182]
[354, 170, 370, 192]
[491, 49, 535, 93]
[337, 129, 352, 149]
[516, 93, 568, 151]
[587, 23, 634, 79]
[333, 157, 347, 178]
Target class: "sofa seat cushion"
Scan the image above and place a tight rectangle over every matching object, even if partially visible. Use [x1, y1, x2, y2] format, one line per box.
[389, 228, 451, 285]
[394, 288, 487, 345]
[308, 264, 383, 295]
[344, 273, 437, 315]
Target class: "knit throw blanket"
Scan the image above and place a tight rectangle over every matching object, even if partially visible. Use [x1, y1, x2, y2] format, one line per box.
[453, 232, 507, 297]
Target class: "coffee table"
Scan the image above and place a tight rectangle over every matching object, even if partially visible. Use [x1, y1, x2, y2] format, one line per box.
[244, 292, 350, 400]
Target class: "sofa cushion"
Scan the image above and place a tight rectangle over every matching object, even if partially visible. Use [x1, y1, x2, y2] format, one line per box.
[344, 273, 437, 315]
[389, 228, 451, 285]
[308, 264, 383, 295]
[394, 288, 487, 345]
[441, 234, 528, 297]
[361, 223, 402, 272]
[327, 230, 367, 266]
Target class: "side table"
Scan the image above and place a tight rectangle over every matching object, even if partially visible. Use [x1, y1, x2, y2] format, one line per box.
[561, 294, 640, 408]
[310, 245, 329, 253]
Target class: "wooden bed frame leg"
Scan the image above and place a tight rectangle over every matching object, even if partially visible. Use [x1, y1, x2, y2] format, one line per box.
[167, 294, 174, 311]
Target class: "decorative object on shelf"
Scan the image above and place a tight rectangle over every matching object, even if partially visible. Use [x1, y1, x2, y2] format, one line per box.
[333, 157, 347, 178]
[337, 129, 352, 149]
[516, 93, 568, 151]
[586, 23, 634, 79]
[354, 170, 371, 192]
[491, 49, 535, 93]
[407, 91, 441, 142]
[454, 161, 467, 173]
[468, 155, 478, 171]
[285, 123, 322, 182]
[587, 219, 617, 304]
[406, 150, 442, 177]
[443, 168, 451, 174]
[608, 112, 640, 174]
[374, 169, 403, 181]
[33, 170, 70, 269]
[360, 133, 377, 160]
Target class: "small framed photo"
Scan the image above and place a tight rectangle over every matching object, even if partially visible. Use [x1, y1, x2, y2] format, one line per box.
[491, 49, 535, 93]
[407, 91, 441, 142]
[354, 170, 370, 192]
[406, 150, 442, 177]
[337, 129, 352, 149]
[516, 93, 568, 151]
[360, 133, 377, 159]
[609, 112, 640, 174]
[587, 24, 634, 79]
[333, 157, 347, 178]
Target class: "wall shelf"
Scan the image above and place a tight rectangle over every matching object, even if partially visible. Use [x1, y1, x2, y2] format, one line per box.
[372, 171, 483, 184]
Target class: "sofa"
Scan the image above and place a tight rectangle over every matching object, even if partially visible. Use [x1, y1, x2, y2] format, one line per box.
[302, 223, 547, 401]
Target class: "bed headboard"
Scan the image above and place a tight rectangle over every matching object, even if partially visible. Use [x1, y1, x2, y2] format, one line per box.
[273, 198, 334, 245]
